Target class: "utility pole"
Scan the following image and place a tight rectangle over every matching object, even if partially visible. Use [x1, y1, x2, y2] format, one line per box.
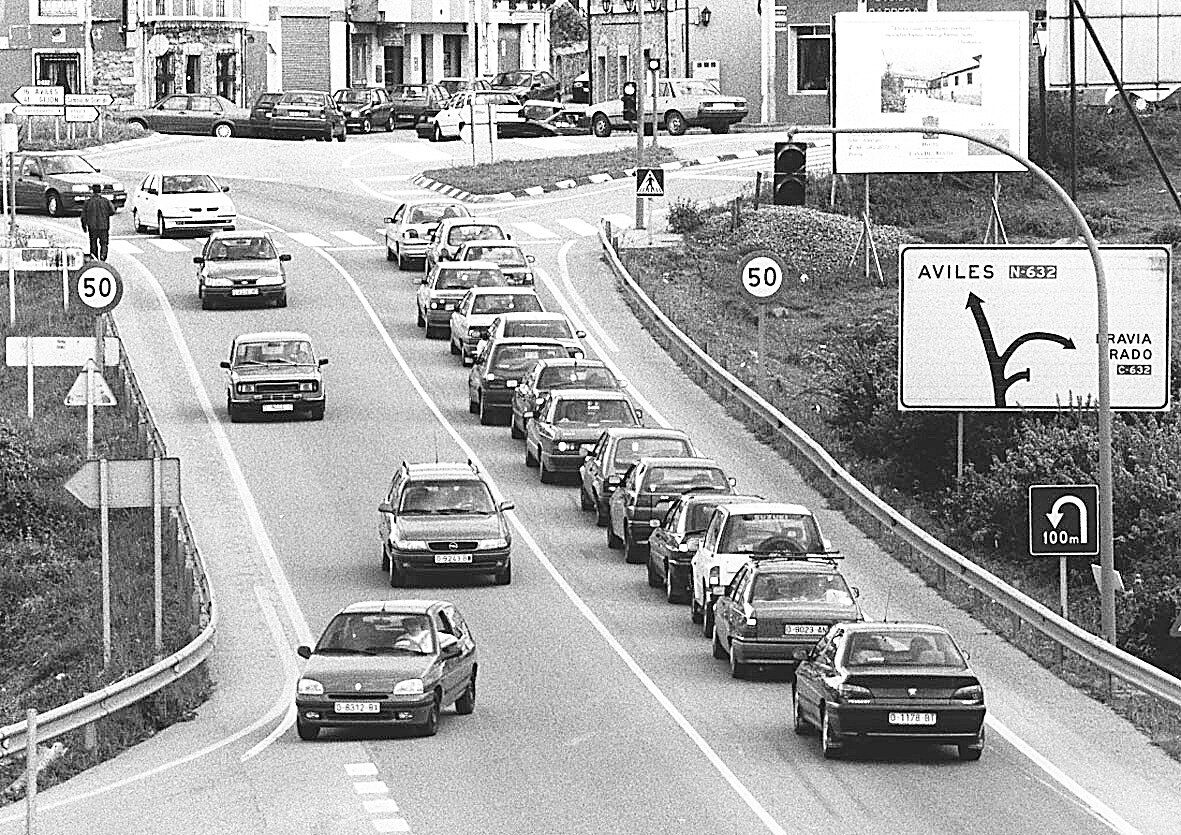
[635, 0, 646, 230]
[82, 0, 93, 94]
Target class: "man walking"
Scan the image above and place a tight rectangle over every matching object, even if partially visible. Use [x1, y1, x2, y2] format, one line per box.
[80, 184, 113, 261]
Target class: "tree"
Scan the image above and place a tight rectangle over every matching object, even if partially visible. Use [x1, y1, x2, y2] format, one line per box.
[550, 0, 588, 47]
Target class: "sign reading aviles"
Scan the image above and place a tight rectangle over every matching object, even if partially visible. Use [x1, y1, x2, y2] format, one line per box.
[898, 245, 1171, 411]
[831, 11, 1029, 173]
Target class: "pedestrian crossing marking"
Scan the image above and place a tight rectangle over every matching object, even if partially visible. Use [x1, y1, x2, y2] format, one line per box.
[635, 167, 665, 197]
[332, 230, 376, 246]
[513, 221, 557, 239]
[110, 240, 143, 254]
[149, 239, 189, 252]
[557, 218, 598, 237]
[604, 213, 633, 229]
[288, 232, 331, 248]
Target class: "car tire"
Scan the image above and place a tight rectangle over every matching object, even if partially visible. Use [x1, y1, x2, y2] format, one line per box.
[729, 640, 748, 679]
[454, 671, 476, 714]
[524, 441, 539, 468]
[396, 249, 408, 271]
[665, 111, 687, 136]
[594, 498, 608, 528]
[45, 191, 62, 217]
[389, 558, 406, 588]
[469, 392, 479, 414]
[386, 244, 396, 262]
[419, 694, 440, 737]
[450, 338, 461, 356]
[623, 525, 645, 564]
[665, 566, 687, 604]
[646, 554, 661, 588]
[416, 306, 425, 328]
[511, 415, 525, 439]
[959, 728, 985, 761]
[606, 515, 622, 550]
[494, 563, 512, 585]
[226, 396, 242, 423]
[712, 625, 728, 659]
[201, 294, 213, 311]
[820, 708, 842, 759]
[132, 209, 147, 233]
[381, 543, 390, 572]
[702, 600, 715, 638]
[385, 115, 394, 132]
[579, 486, 593, 511]
[539, 457, 554, 484]
[213, 122, 234, 138]
[792, 685, 811, 735]
[335, 128, 346, 143]
[361, 118, 372, 134]
[156, 213, 168, 238]
[690, 592, 704, 623]
[591, 114, 612, 138]
[296, 719, 320, 741]
[431, 124, 443, 143]
[479, 397, 496, 426]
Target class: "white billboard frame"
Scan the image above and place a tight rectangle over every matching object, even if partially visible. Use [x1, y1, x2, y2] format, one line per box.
[832, 11, 1030, 174]
[1046, 0, 1181, 89]
[898, 244, 1172, 412]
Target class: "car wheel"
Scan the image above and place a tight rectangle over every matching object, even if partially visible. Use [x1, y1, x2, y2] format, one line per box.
[389, 557, 406, 588]
[710, 124, 731, 135]
[646, 554, 661, 588]
[702, 600, 715, 638]
[606, 515, 622, 550]
[132, 209, 147, 233]
[419, 694, 440, 737]
[385, 115, 394, 132]
[510, 415, 525, 439]
[539, 457, 554, 484]
[665, 565, 687, 604]
[381, 542, 390, 571]
[431, 124, 443, 143]
[454, 671, 476, 714]
[156, 213, 168, 238]
[594, 497, 608, 527]
[479, 397, 496, 426]
[213, 122, 234, 138]
[524, 441, 539, 468]
[712, 624, 728, 659]
[494, 563, 512, 585]
[335, 128, 346, 142]
[665, 111, 687, 136]
[690, 591, 704, 623]
[623, 525, 645, 564]
[591, 114, 612, 138]
[201, 293, 213, 311]
[226, 395, 242, 423]
[361, 118, 372, 134]
[579, 486, 593, 511]
[386, 244, 396, 262]
[45, 191, 62, 217]
[296, 719, 320, 741]
[396, 249, 408, 271]
[416, 306, 425, 328]
[792, 685, 811, 735]
[820, 708, 842, 759]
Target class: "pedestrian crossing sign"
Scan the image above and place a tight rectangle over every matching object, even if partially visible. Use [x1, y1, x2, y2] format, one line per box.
[635, 167, 665, 198]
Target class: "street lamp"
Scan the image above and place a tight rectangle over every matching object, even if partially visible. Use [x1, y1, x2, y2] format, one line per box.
[698, 6, 711, 26]
[647, 0, 664, 10]
[1033, 24, 1049, 164]
[601, 0, 612, 12]
[623, 0, 637, 12]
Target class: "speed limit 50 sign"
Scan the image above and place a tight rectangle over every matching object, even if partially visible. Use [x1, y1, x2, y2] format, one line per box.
[737, 250, 790, 301]
[75, 262, 124, 314]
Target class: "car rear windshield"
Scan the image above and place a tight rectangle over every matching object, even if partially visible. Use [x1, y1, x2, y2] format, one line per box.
[718, 512, 823, 554]
[438, 267, 503, 290]
[472, 293, 542, 315]
[206, 236, 275, 260]
[494, 71, 532, 86]
[162, 174, 219, 194]
[539, 365, 618, 391]
[410, 204, 468, 224]
[234, 340, 313, 366]
[751, 572, 854, 606]
[449, 224, 506, 245]
[393, 86, 428, 99]
[399, 479, 495, 514]
[643, 466, 728, 493]
[843, 630, 966, 668]
[316, 612, 436, 655]
[280, 93, 326, 107]
[43, 155, 96, 174]
[491, 345, 567, 372]
[463, 245, 525, 266]
[334, 90, 372, 104]
[673, 79, 722, 96]
[552, 398, 633, 425]
[612, 438, 692, 471]
[504, 320, 572, 339]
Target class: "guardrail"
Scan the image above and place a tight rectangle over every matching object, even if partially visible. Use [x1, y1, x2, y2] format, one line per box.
[0, 318, 216, 760]
[599, 220, 1181, 713]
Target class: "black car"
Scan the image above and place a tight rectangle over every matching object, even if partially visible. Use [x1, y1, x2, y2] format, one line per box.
[389, 84, 449, 126]
[510, 358, 621, 440]
[122, 93, 251, 138]
[248, 92, 282, 136]
[570, 72, 591, 104]
[491, 69, 561, 103]
[14, 152, 126, 216]
[523, 389, 642, 484]
[195, 231, 291, 309]
[579, 429, 697, 527]
[467, 338, 568, 426]
[792, 622, 986, 760]
[333, 87, 394, 133]
[647, 492, 764, 603]
[268, 91, 346, 141]
[498, 101, 589, 138]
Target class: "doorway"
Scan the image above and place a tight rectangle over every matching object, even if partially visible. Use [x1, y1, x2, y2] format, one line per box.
[384, 45, 404, 86]
[185, 54, 201, 93]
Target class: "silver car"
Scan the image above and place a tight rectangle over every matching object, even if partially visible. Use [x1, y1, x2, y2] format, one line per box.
[384, 201, 472, 270]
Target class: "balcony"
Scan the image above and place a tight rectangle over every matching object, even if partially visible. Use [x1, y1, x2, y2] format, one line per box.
[141, 0, 245, 22]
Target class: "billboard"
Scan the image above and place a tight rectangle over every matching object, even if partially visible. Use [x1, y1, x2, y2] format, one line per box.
[832, 12, 1030, 173]
[898, 245, 1171, 411]
[1045, 0, 1181, 88]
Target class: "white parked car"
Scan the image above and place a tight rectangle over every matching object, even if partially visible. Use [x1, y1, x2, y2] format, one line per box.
[131, 171, 236, 237]
[427, 90, 526, 142]
[588, 78, 747, 138]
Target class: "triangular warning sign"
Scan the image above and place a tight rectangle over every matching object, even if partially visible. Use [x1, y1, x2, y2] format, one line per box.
[64, 370, 117, 407]
[636, 169, 664, 197]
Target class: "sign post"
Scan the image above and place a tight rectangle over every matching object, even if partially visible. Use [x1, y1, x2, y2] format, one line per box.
[737, 250, 790, 393]
[635, 167, 665, 236]
[100, 457, 110, 667]
[5, 335, 120, 420]
[1030, 484, 1100, 619]
[65, 358, 117, 458]
[153, 456, 163, 659]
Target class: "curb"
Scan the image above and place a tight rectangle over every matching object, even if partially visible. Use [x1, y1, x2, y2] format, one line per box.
[412, 146, 774, 204]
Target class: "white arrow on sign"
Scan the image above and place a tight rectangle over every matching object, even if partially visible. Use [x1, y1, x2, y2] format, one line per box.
[64, 93, 113, 107]
[14, 104, 64, 117]
[65, 106, 99, 123]
[1046, 495, 1089, 544]
[13, 85, 63, 106]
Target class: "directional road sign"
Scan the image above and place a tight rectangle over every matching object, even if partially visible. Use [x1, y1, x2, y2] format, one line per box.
[737, 250, 789, 301]
[64, 367, 117, 406]
[75, 262, 124, 314]
[0, 246, 86, 271]
[64, 93, 113, 107]
[635, 167, 665, 198]
[13, 85, 63, 106]
[5, 336, 119, 367]
[65, 106, 99, 123]
[65, 458, 181, 509]
[14, 105, 64, 117]
[899, 245, 1171, 411]
[1029, 484, 1099, 557]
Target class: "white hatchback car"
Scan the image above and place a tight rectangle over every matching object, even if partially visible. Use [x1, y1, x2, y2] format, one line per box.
[428, 90, 526, 142]
[131, 171, 237, 237]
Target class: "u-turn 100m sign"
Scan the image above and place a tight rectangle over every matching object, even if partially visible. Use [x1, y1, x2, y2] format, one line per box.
[898, 245, 1171, 411]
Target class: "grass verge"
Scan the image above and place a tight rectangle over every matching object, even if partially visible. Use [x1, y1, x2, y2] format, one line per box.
[20, 114, 150, 152]
[422, 145, 677, 194]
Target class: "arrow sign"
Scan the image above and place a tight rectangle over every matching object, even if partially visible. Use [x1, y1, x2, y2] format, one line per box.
[65, 106, 99, 123]
[65, 458, 181, 509]
[1046, 495, 1088, 543]
[64, 93, 113, 107]
[1029, 484, 1099, 557]
[13, 85, 63, 106]
[14, 105, 64, 117]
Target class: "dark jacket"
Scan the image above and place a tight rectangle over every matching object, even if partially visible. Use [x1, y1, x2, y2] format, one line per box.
[81, 194, 114, 232]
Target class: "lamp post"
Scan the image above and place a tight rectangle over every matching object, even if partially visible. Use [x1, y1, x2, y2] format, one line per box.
[635, 0, 646, 230]
[1033, 24, 1049, 165]
[587, 0, 594, 105]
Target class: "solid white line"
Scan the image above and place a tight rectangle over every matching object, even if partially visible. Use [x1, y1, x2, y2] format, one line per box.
[553, 240, 620, 354]
[556, 218, 598, 237]
[239, 587, 300, 762]
[362, 798, 400, 814]
[353, 781, 389, 795]
[149, 238, 189, 253]
[109, 239, 143, 254]
[332, 230, 376, 246]
[513, 220, 557, 239]
[371, 819, 411, 833]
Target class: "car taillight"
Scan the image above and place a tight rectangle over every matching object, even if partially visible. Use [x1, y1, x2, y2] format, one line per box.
[951, 684, 984, 704]
[739, 616, 758, 639]
[837, 683, 873, 703]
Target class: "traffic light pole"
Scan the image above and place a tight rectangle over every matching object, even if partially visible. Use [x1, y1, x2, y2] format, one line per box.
[787, 124, 1117, 644]
[635, 0, 646, 231]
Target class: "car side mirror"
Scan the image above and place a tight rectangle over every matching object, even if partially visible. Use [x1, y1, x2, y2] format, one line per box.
[318, 358, 329, 366]
[296, 645, 312, 659]
[193, 256, 204, 264]
[384, 216, 395, 224]
[378, 501, 393, 513]
[497, 500, 515, 511]
[635, 409, 643, 421]
[94, 167, 101, 173]
[219, 360, 230, 369]
[575, 330, 586, 338]
[728, 477, 737, 487]
[851, 586, 860, 598]
[505, 233, 512, 240]
[438, 633, 461, 657]
[526, 255, 536, 263]
[147, 188, 158, 195]
[279, 253, 292, 262]
[221, 185, 230, 192]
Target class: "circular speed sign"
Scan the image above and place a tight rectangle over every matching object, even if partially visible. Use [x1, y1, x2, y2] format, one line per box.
[737, 250, 790, 301]
[75, 262, 124, 314]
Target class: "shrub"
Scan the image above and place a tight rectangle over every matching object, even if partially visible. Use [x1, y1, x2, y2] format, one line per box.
[667, 197, 703, 234]
[1118, 585, 1181, 678]
[1003, 205, 1073, 239]
[1148, 221, 1181, 244]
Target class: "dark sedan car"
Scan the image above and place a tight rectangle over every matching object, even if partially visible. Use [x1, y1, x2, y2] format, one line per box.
[389, 84, 449, 126]
[468, 338, 569, 426]
[268, 91, 346, 141]
[333, 87, 394, 133]
[524, 389, 642, 484]
[491, 69, 561, 103]
[647, 492, 764, 603]
[123, 93, 251, 137]
[295, 598, 478, 739]
[510, 358, 620, 439]
[195, 231, 291, 309]
[497, 101, 589, 138]
[792, 622, 986, 761]
[579, 428, 697, 527]
[712, 556, 862, 678]
[14, 152, 126, 216]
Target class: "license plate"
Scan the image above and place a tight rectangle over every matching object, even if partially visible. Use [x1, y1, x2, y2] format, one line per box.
[289, 110, 309, 117]
[784, 624, 828, 636]
[262, 403, 294, 412]
[334, 701, 380, 714]
[231, 288, 259, 296]
[434, 553, 472, 564]
[889, 712, 936, 726]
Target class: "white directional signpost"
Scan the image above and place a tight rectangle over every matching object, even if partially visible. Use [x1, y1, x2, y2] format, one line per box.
[737, 250, 791, 393]
[65, 358, 117, 459]
[4, 335, 119, 419]
[65, 457, 182, 665]
[1030, 484, 1099, 619]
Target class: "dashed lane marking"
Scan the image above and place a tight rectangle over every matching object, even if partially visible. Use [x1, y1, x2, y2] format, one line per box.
[353, 781, 390, 795]
[556, 217, 598, 237]
[345, 763, 380, 777]
[287, 232, 332, 248]
[331, 230, 377, 246]
[372, 819, 411, 833]
[362, 799, 400, 814]
[110, 239, 143, 254]
[148, 238, 189, 252]
[512, 220, 558, 239]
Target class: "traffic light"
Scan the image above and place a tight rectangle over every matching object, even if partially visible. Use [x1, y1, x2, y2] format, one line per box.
[622, 81, 637, 122]
[773, 141, 807, 206]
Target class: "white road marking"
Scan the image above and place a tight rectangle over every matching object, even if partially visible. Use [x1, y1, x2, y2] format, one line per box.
[323, 245, 385, 252]
[362, 799, 400, 814]
[149, 238, 189, 252]
[351, 178, 435, 203]
[109, 239, 143, 254]
[238, 587, 300, 762]
[353, 781, 389, 795]
[512, 220, 558, 239]
[552, 241, 620, 354]
[556, 217, 598, 237]
[345, 763, 379, 777]
[332, 230, 376, 246]
[604, 213, 633, 229]
[287, 232, 332, 248]
[371, 819, 411, 833]
[679, 173, 760, 182]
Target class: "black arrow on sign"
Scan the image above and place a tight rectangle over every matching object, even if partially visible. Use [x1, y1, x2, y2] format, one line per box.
[966, 293, 1077, 407]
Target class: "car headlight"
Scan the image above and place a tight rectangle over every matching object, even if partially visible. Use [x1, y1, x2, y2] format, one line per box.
[391, 538, 428, 550]
[297, 678, 324, 695]
[952, 684, 984, 704]
[71, 184, 90, 193]
[298, 381, 317, 392]
[393, 678, 425, 695]
[429, 300, 441, 310]
[837, 683, 873, 703]
[476, 537, 509, 549]
[484, 373, 496, 382]
[556, 441, 570, 452]
[237, 383, 255, 393]
[468, 327, 481, 336]
[204, 277, 232, 287]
